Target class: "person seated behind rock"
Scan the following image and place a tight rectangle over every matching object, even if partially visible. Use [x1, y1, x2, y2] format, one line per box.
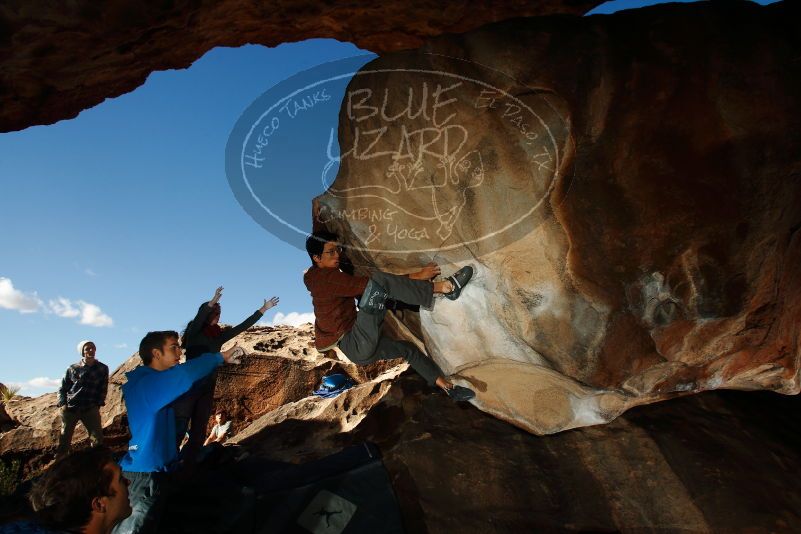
[114, 331, 241, 534]
[203, 409, 231, 446]
[20, 446, 132, 534]
[191, 409, 233, 465]
[303, 230, 475, 401]
[178, 431, 189, 451]
[173, 287, 278, 463]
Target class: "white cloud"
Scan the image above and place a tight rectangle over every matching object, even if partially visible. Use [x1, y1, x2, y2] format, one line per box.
[263, 311, 315, 327]
[47, 297, 113, 327]
[0, 277, 43, 314]
[0, 278, 113, 328]
[49, 297, 80, 318]
[76, 301, 113, 327]
[28, 377, 61, 388]
[8, 376, 61, 395]
[84, 268, 97, 277]
[114, 343, 128, 349]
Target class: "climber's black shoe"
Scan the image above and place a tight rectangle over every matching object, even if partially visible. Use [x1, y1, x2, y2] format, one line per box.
[446, 385, 475, 402]
[444, 265, 474, 301]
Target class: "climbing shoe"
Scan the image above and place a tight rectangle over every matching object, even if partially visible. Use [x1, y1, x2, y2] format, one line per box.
[446, 385, 475, 402]
[444, 265, 474, 301]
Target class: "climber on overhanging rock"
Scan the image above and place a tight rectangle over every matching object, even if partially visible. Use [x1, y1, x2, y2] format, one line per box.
[303, 230, 475, 401]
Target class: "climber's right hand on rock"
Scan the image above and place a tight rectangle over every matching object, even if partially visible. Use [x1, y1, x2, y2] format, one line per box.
[410, 262, 441, 280]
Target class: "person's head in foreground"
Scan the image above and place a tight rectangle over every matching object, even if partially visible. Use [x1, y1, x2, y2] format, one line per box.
[28, 446, 131, 534]
[306, 230, 341, 269]
[138, 330, 182, 371]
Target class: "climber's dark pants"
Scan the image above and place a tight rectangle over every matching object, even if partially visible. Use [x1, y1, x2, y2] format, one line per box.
[338, 272, 444, 386]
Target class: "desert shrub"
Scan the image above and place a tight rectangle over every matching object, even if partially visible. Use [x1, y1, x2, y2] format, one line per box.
[0, 385, 20, 404]
[0, 458, 21, 496]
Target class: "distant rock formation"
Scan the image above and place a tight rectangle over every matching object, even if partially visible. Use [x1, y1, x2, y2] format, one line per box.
[1, 353, 135, 469]
[0, 324, 406, 475]
[314, 0, 801, 434]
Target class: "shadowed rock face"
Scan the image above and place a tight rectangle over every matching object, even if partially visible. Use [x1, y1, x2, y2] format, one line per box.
[314, 1, 801, 434]
[0, 0, 600, 133]
[246, 372, 801, 532]
[149, 369, 801, 532]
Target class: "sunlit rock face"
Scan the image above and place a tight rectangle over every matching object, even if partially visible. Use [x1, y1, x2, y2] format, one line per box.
[314, 1, 801, 434]
[0, 325, 404, 474]
[0, 359, 134, 470]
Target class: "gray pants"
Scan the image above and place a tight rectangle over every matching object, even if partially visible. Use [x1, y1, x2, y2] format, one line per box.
[56, 406, 103, 455]
[339, 272, 444, 386]
[112, 471, 170, 534]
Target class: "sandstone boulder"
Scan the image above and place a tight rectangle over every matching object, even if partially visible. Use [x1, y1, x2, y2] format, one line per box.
[313, 0, 801, 434]
[0, 357, 134, 475]
[211, 324, 406, 438]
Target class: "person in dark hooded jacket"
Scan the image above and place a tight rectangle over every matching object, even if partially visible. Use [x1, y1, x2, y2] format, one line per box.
[173, 286, 278, 462]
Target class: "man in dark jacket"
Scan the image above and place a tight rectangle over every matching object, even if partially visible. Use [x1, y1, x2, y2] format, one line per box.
[174, 287, 278, 463]
[181, 286, 278, 360]
[56, 340, 109, 457]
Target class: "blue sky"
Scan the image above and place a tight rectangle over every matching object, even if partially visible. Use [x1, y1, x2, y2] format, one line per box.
[586, 0, 778, 15]
[0, 39, 369, 395]
[0, 0, 781, 396]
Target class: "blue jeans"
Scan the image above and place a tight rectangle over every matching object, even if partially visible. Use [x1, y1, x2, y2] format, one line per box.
[112, 471, 170, 534]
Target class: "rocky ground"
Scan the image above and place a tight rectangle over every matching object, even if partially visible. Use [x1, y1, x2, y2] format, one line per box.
[164, 368, 801, 533]
[221, 369, 801, 533]
[0, 324, 407, 479]
[342, 374, 801, 532]
[4, 324, 801, 532]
